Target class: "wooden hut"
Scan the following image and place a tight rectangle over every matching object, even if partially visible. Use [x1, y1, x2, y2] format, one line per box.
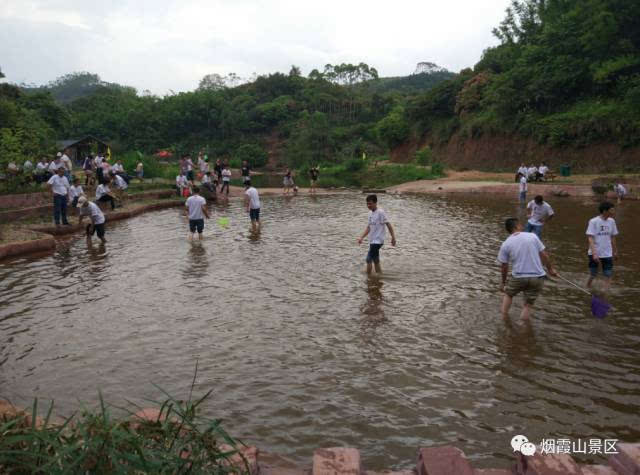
[57, 136, 110, 166]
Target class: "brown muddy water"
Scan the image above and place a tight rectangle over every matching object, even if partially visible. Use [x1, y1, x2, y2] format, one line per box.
[1, 192, 639, 470]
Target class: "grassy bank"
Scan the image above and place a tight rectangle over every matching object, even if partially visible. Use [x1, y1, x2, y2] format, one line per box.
[0, 391, 244, 474]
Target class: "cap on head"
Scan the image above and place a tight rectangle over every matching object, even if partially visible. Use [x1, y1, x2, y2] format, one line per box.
[56, 152, 62, 157]
[77, 196, 88, 208]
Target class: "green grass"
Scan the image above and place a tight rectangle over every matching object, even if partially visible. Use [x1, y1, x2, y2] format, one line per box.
[0, 376, 247, 474]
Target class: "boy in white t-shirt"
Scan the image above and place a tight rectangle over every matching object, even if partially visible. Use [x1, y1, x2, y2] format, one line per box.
[357, 194, 397, 275]
[184, 186, 210, 240]
[244, 181, 261, 233]
[525, 195, 554, 238]
[586, 202, 619, 290]
[518, 173, 528, 203]
[46, 167, 71, 225]
[614, 183, 626, 204]
[498, 217, 557, 320]
[77, 196, 107, 243]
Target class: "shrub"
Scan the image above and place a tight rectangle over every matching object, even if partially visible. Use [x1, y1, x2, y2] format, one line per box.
[235, 143, 268, 168]
[415, 147, 433, 165]
[430, 162, 444, 176]
[345, 158, 365, 172]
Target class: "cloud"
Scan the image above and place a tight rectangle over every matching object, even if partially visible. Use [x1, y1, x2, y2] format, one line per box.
[0, 0, 508, 94]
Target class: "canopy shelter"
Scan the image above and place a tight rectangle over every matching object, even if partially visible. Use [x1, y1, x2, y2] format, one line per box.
[57, 136, 110, 166]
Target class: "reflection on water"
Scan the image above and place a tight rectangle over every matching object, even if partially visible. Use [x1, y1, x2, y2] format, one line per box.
[1, 192, 639, 470]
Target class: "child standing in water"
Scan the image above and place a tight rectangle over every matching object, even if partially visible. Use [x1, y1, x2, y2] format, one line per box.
[357, 194, 397, 275]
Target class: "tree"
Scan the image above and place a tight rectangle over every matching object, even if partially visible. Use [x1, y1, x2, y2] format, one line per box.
[197, 73, 227, 91]
[0, 67, 4, 79]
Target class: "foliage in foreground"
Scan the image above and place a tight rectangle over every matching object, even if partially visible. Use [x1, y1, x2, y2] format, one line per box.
[0, 389, 246, 474]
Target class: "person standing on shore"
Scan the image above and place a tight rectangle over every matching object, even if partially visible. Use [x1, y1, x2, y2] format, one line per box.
[498, 217, 557, 320]
[214, 159, 223, 190]
[185, 186, 210, 241]
[283, 168, 293, 195]
[309, 165, 319, 194]
[220, 164, 231, 196]
[525, 195, 554, 238]
[614, 183, 626, 204]
[518, 173, 528, 204]
[77, 196, 107, 243]
[357, 194, 397, 275]
[586, 202, 619, 291]
[241, 160, 251, 184]
[47, 166, 71, 226]
[244, 180, 261, 233]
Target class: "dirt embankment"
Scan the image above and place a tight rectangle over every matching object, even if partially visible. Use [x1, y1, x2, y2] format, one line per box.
[392, 133, 640, 173]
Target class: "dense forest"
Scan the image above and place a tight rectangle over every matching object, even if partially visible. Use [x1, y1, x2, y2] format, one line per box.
[2, 0, 640, 173]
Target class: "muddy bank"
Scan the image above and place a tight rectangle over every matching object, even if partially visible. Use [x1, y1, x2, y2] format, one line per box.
[387, 179, 638, 201]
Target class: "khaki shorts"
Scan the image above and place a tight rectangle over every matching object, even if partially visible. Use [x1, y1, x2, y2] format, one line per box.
[505, 277, 545, 305]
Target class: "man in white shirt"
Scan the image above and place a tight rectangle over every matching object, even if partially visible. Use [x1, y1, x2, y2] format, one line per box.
[518, 174, 528, 203]
[244, 181, 261, 233]
[77, 196, 107, 243]
[538, 162, 549, 180]
[586, 202, 619, 290]
[357, 194, 397, 275]
[516, 163, 528, 182]
[184, 186, 210, 240]
[60, 151, 72, 180]
[498, 217, 557, 320]
[46, 167, 71, 225]
[525, 195, 554, 238]
[614, 183, 626, 204]
[527, 164, 538, 181]
[35, 157, 48, 183]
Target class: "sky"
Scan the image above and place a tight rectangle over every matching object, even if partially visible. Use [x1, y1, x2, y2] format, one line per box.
[0, 0, 511, 95]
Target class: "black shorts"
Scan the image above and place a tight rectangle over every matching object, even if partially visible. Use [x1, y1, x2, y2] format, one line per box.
[588, 255, 613, 277]
[86, 223, 105, 238]
[249, 208, 260, 221]
[189, 219, 204, 233]
[366, 243, 383, 263]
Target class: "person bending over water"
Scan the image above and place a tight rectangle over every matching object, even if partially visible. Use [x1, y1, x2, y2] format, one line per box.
[77, 196, 107, 243]
[357, 194, 396, 275]
[498, 217, 557, 320]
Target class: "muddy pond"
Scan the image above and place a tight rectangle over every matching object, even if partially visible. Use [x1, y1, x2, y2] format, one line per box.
[1, 191, 639, 470]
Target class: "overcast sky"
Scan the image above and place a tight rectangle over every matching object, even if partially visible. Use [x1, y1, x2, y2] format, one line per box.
[0, 0, 511, 95]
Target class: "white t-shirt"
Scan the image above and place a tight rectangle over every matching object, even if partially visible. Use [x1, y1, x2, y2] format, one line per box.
[23, 160, 33, 169]
[47, 174, 70, 195]
[185, 195, 206, 220]
[186, 159, 193, 171]
[245, 187, 260, 209]
[518, 166, 528, 175]
[112, 163, 124, 173]
[94, 156, 103, 166]
[113, 174, 128, 190]
[368, 208, 388, 244]
[539, 165, 548, 175]
[586, 216, 619, 258]
[80, 201, 105, 225]
[527, 166, 537, 177]
[96, 184, 110, 199]
[48, 160, 62, 172]
[202, 174, 211, 184]
[527, 200, 554, 226]
[222, 169, 231, 182]
[69, 185, 83, 200]
[199, 159, 208, 173]
[615, 184, 626, 196]
[497, 232, 546, 278]
[176, 175, 189, 187]
[60, 154, 72, 170]
[36, 162, 47, 172]
[519, 176, 528, 192]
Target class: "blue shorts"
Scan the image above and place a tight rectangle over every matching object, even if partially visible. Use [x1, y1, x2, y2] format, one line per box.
[588, 255, 613, 277]
[366, 243, 383, 263]
[249, 208, 260, 221]
[189, 219, 204, 233]
[525, 222, 543, 237]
